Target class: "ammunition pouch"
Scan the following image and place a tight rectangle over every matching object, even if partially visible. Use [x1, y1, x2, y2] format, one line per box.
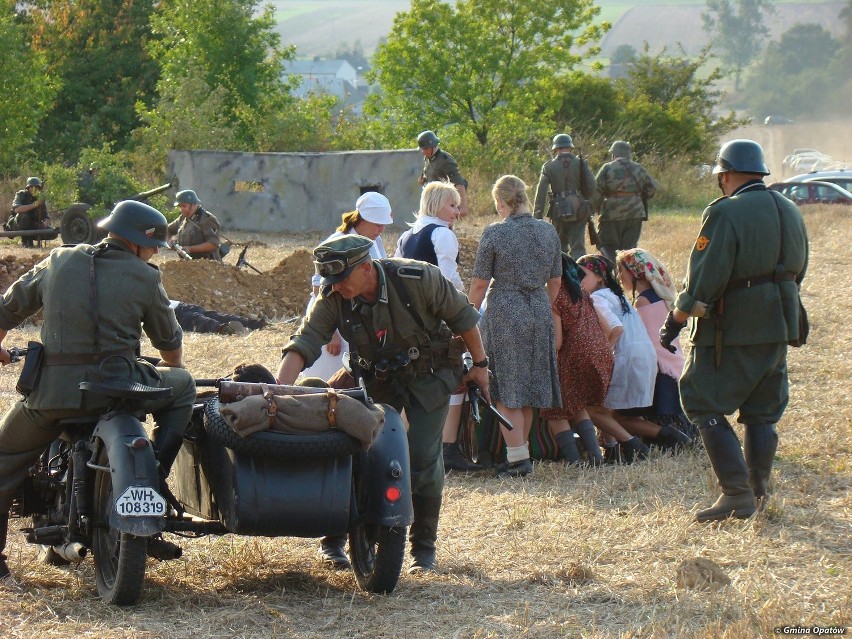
[358, 335, 465, 380]
[16, 341, 44, 397]
[548, 190, 592, 223]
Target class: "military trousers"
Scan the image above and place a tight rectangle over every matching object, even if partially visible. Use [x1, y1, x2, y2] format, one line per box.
[680, 342, 789, 425]
[597, 218, 643, 262]
[401, 392, 450, 501]
[0, 366, 195, 516]
[553, 218, 587, 261]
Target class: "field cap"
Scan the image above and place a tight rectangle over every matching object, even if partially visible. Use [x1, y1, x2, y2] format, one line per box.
[355, 192, 393, 225]
[313, 234, 374, 285]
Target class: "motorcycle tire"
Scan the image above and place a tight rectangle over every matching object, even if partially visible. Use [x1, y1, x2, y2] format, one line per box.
[203, 396, 360, 460]
[92, 446, 148, 606]
[349, 523, 406, 594]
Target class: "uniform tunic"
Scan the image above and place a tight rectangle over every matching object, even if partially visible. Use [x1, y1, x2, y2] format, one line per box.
[532, 153, 597, 260]
[422, 149, 467, 187]
[284, 259, 480, 498]
[472, 213, 562, 409]
[167, 207, 222, 260]
[676, 182, 808, 424]
[594, 157, 657, 259]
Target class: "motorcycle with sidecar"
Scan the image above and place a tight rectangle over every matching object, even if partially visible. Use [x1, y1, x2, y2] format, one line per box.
[10, 357, 413, 605]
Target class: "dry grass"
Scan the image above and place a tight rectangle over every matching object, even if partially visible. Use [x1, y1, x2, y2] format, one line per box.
[0, 206, 849, 638]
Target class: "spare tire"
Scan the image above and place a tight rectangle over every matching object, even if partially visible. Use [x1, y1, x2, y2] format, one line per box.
[203, 396, 360, 459]
[60, 203, 101, 245]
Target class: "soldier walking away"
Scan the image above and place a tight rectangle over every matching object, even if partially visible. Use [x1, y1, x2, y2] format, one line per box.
[0, 201, 196, 582]
[167, 189, 224, 260]
[276, 235, 489, 573]
[417, 130, 470, 218]
[533, 134, 597, 260]
[660, 139, 808, 522]
[10, 177, 49, 248]
[594, 141, 658, 262]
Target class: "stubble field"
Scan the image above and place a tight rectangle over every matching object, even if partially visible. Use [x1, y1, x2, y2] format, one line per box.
[0, 205, 848, 638]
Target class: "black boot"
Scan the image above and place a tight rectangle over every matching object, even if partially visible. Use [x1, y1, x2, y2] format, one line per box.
[319, 534, 350, 570]
[0, 512, 10, 580]
[409, 494, 442, 573]
[655, 425, 693, 451]
[554, 430, 582, 465]
[696, 417, 756, 523]
[744, 423, 778, 512]
[574, 420, 603, 466]
[621, 436, 650, 464]
[442, 442, 482, 473]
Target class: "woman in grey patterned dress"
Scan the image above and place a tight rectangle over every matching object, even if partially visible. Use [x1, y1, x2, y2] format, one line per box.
[468, 175, 563, 478]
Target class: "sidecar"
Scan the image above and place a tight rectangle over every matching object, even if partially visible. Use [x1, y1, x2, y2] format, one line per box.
[168, 383, 413, 594]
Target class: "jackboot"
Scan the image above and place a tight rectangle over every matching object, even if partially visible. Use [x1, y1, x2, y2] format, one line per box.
[573, 420, 603, 466]
[744, 423, 778, 512]
[554, 430, 582, 465]
[621, 436, 650, 464]
[696, 417, 756, 523]
[442, 442, 482, 473]
[318, 534, 350, 570]
[409, 494, 442, 573]
[0, 512, 10, 580]
[153, 425, 187, 477]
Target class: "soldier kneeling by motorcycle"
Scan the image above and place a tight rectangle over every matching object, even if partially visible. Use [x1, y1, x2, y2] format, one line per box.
[0, 200, 196, 582]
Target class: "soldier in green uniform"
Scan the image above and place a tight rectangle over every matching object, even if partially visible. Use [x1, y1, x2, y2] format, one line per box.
[276, 235, 489, 573]
[533, 134, 597, 260]
[417, 130, 469, 218]
[660, 139, 808, 523]
[0, 201, 197, 581]
[10, 177, 49, 248]
[167, 189, 223, 260]
[593, 140, 658, 262]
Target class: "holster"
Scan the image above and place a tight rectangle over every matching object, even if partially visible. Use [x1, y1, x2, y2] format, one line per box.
[16, 340, 44, 396]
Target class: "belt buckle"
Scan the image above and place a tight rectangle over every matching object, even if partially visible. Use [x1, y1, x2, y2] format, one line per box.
[408, 346, 420, 361]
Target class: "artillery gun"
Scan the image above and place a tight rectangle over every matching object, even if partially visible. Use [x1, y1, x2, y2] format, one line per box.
[59, 183, 173, 245]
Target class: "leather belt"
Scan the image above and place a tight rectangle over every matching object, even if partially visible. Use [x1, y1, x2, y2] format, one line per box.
[608, 191, 637, 198]
[725, 271, 796, 294]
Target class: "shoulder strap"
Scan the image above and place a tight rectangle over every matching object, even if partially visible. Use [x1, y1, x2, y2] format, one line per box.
[622, 159, 643, 193]
[768, 190, 786, 267]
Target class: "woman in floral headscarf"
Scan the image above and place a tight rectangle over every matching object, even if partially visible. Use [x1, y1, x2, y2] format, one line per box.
[616, 248, 697, 447]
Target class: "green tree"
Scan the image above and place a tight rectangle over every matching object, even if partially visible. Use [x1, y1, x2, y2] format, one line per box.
[0, 3, 59, 173]
[611, 44, 637, 65]
[146, 0, 296, 146]
[701, 0, 773, 91]
[367, 0, 608, 147]
[27, 0, 159, 162]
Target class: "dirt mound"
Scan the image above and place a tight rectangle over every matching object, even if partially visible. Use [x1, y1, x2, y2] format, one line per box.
[0, 253, 48, 293]
[160, 248, 315, 320]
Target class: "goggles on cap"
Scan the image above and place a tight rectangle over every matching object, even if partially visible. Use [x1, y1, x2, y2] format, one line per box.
[313, 250, 370, 279]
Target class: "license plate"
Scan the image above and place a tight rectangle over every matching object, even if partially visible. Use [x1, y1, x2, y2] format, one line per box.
[115, 486, 167, 517]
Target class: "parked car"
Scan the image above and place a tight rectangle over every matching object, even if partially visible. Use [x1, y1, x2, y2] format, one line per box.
[769, 180, 852, 205]
[787, 169, 852, 193]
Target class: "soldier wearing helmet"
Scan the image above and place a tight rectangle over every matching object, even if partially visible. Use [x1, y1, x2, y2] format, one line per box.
[167, 189, 223, 260]
[660, 139, 809, 524]
[10, 177, 48, 248]
[416, 130, 469, 218]
[593, 140, 658, 262]
[0, 200, 196, 582]
[533, 133, 597, 259]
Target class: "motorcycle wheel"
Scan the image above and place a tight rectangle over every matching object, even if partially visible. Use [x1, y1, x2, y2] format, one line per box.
[349, 523, 406, 594]
[92, 447, 148, 605]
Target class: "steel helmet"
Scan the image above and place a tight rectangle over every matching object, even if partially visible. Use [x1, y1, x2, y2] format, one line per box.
[417, 130, 440, 149]
[551, 134, 574, 150]
[174, 189, 201, 206]
[609, 140, 632, 159]
[98, 200, 169, 248]
[26, 177, 43, 188]
[712, 139, 770, 175]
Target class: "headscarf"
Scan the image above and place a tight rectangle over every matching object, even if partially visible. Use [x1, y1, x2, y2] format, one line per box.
[617, 248, 676, 311]
[561, 252, 583, 303]
[577, 254, 630, 315]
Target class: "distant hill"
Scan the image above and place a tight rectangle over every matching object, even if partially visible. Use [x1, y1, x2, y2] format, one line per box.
[272, 0, 845, 60]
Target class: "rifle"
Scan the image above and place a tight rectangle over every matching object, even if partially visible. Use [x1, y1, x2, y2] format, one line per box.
[462, 354, 513, 430]
[169, 241, 192, 260]
[577, 148, 600, 247]
[236, 246, 263, 275]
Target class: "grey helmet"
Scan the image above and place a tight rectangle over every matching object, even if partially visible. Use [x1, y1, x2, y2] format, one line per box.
[609, 140, 632, 159]
[712, 139, 770, 175]
[174, 189, 202, 206]
[417, 130, 440, 149]
[98, 200, 169, 248]
[26, 177, 43, 188]
[551, 133, 574, 151]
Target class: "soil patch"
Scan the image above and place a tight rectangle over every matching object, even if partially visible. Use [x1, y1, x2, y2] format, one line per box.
[0, 253, 48, 292]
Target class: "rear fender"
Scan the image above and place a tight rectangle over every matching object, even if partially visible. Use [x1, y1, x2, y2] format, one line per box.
[93, 413, 165, 537]
[358, 406, 413, 528]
